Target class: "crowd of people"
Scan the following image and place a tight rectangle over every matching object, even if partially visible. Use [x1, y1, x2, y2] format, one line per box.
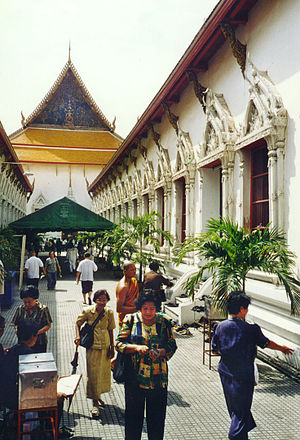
[0, 259, 295, 440]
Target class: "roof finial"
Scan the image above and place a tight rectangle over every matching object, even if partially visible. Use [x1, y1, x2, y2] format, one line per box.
[68, 41, 71, 64]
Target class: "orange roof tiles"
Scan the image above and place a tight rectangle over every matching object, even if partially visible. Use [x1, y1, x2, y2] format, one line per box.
[13, 145, 115, 165]
[11, 127, 121, 150]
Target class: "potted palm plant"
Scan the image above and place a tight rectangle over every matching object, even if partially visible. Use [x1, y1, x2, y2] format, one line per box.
[175, 217, 300, 315]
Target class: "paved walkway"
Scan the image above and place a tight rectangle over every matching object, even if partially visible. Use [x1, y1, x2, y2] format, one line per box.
[1, 273, 300, 440]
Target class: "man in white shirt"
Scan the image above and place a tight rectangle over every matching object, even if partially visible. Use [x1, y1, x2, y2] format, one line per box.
[25, 251, 46, 287]
[75, 253, 98, 305]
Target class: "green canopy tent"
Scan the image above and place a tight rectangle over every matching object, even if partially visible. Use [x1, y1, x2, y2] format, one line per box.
[10, 197, 115, 286]
[10, 197, 114, 232]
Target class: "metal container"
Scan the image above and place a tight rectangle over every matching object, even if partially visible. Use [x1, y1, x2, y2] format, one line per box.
[204, 296, 226, 319]
[19, 360, 57, 409]
[19, 352, 55, 365]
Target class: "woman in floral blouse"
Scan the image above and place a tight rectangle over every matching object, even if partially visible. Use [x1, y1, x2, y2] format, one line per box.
[116, 290, 177, 440]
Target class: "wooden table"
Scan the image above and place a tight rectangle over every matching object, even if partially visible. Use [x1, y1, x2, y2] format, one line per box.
[17, 406, 58, 440]
[202, 316, 226, 370]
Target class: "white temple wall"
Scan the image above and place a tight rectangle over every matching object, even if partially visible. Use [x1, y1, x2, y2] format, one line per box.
[90, 0, 300, 360]
[25, 163, 102, 213]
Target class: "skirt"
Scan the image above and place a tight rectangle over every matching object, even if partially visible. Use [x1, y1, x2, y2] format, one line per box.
[86, 347, 111, 399]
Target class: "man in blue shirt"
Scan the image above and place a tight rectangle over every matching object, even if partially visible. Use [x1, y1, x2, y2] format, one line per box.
[212, 291, 294, 440]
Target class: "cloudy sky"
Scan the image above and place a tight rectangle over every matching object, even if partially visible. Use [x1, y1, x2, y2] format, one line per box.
[0, 0, 218, 138]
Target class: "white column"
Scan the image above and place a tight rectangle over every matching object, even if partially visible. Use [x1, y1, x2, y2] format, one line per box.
[222, 166, 229, 217]
[276, 141, 285, 229]
[267, 146, 278, 227]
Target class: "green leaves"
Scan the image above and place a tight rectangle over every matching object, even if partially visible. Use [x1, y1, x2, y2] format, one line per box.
[176, 217, 300, 315]
[121, 211, 173, 281]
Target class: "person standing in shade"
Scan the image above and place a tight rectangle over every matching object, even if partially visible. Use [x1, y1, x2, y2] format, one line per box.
[212, 291, 294, 440]
[25, 251, 46, 287]
[45, 251, 62, 290]
[12, 285, 52, 353]
[75, 253, 98, 305]
[116, 262, 139, 328]
[143, 262, 174, 304]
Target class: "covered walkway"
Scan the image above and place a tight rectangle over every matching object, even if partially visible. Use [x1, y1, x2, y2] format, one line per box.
[1, 273, 300, 439]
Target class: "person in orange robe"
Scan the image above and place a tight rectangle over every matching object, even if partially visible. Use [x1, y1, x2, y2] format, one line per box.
[116, 262, 139, 328]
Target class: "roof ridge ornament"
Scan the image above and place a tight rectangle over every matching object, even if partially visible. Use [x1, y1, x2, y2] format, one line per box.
[68, 41, 71, 64]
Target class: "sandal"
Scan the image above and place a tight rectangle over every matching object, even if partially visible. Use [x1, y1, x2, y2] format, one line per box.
[97, 399, 105, 407]
[58, 427, 74, 438]
[91, 406, 99, 418]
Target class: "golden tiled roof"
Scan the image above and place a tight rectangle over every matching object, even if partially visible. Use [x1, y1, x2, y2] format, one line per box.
[13, 145, 115, 165]
[11, 127, 121, 150]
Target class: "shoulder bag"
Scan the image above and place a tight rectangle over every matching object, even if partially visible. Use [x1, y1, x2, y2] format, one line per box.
[113, 315, 134, 384]
[80, 309, 105, 349]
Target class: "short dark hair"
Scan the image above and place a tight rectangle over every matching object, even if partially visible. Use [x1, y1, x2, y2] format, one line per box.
[226, 291, 251, 314]
[17, 320, 39, 342]
[135, 290, 161, 311]
[149, 262, 159, 272]
[93, 289, 110, 302]
[85, 253, 90, 258]
[20, 285, 39, 300]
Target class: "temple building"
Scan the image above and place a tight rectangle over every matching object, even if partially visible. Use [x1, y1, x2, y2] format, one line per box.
[88, 0, 300, 369]
[0, 121, 32, 227]
[10, 55, 122, 212]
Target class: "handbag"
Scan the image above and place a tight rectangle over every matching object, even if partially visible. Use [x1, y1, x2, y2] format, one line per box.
[113, 315, 134, 384]
[80, 309, 105, 349]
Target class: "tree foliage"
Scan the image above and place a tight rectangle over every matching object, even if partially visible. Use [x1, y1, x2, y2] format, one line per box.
[121, 211, 173, 281]
[175, 217, 300, 315]
[0, 228, 21, 270]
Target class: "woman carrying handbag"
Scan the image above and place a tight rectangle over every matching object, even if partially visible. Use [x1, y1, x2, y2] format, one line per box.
[74, 289, 115, 418]
[116, 290, 177, 440]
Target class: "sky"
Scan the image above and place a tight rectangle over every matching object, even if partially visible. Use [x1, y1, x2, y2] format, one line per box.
[0, 0, 219, 139]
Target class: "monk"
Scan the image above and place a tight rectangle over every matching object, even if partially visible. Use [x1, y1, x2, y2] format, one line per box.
[116, 262, 139, 328]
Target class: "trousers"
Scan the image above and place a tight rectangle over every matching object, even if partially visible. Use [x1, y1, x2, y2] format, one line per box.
[47, 272, 57, 289]
[124, 380, 167, 440]
[220, 372, 256, 440]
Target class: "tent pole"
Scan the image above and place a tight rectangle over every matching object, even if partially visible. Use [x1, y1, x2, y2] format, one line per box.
[19, 235, 26, 289]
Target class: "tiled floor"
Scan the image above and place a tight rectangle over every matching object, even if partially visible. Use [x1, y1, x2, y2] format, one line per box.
[1, 273, 300, 439]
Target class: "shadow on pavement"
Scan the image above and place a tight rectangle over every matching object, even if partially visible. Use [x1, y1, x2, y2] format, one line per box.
[167, 390, 191, 407]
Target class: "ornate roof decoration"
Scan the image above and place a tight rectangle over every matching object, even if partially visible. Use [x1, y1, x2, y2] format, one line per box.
[22, 59, 113, 131]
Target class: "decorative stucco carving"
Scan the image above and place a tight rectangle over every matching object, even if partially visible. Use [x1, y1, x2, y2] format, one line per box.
[162, 102, 179, 134]
[186, 70, 208, 112]
[147, 122, 171, 176]
[197, 90, 236, 166]
[32, 193, 47, 212]
[240, 62, 288, 144]
[220, 22, 247, 77]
